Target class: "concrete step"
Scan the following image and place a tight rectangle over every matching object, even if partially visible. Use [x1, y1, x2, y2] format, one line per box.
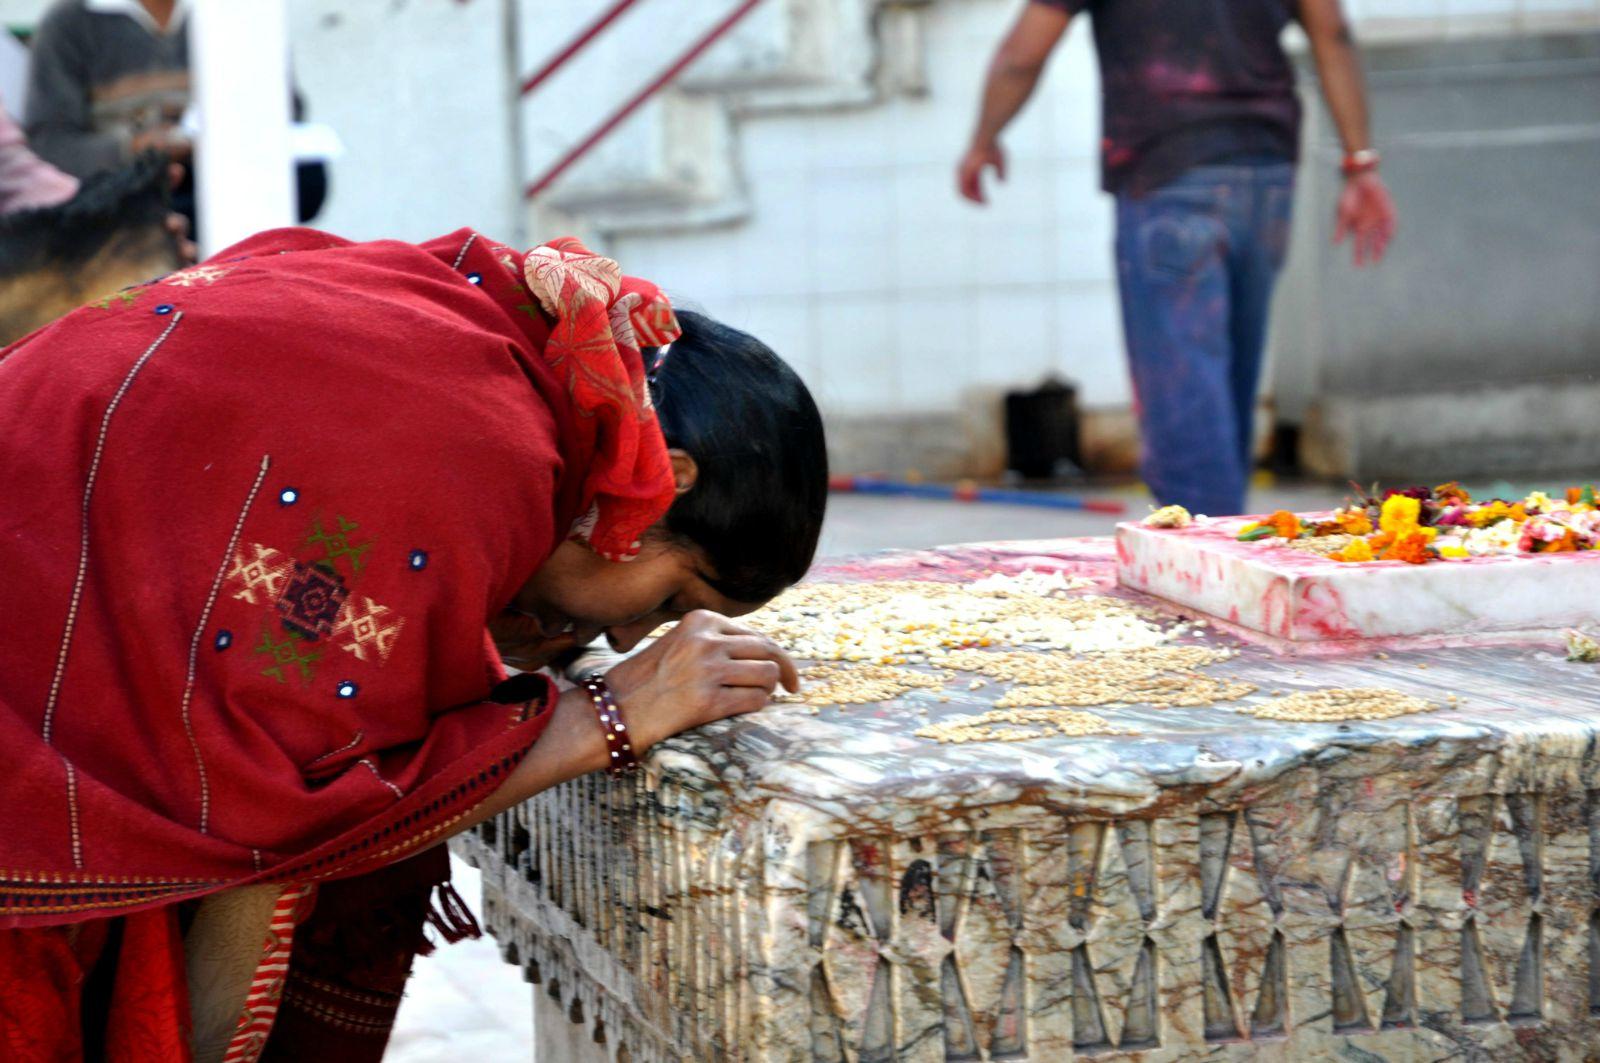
[522, 0, 923, 239]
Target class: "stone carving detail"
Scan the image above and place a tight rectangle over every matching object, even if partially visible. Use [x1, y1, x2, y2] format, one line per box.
[462, 783, 1600, 1061]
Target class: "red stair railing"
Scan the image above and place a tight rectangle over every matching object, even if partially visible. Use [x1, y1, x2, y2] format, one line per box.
[521, 0, 769, 201]
[519, 0, 644, 98]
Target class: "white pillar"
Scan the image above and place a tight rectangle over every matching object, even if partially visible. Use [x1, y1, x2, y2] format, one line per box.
[190, 0, 295, 256]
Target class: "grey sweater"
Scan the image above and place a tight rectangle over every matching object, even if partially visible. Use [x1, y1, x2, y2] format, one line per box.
[23, 0, 189, 178]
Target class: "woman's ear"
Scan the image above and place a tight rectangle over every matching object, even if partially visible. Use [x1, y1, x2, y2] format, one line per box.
[668, 449, 699, 496]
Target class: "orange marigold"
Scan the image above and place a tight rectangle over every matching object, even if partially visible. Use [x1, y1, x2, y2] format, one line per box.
[1382, 531, 1434, 565]
[1265, 510, 1302, 539]
[1545, 531, 1582, 553]
[1335, 508, 1373, 536]
[1434, 481, 1472, 505]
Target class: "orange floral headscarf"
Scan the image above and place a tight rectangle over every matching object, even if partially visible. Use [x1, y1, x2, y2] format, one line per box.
[520, 237, 681, 561]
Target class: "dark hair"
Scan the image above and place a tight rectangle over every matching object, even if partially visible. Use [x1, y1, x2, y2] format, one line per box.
[0, 153, 174, 279]
[649, 310, 828, 603]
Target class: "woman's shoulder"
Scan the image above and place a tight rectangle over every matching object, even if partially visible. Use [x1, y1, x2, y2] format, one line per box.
[205, 226, 357, 262]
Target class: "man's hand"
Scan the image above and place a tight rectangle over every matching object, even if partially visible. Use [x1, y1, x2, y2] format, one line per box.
[957, 3, 1069, 205]
[131, 125, 192, 162]
[1334, 171, 1396, 266]
[164, 212, 198, 265]
[957, 140, 1007, 204]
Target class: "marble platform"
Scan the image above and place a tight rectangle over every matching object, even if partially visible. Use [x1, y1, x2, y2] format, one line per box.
[458, 538, 1600, 1062]
[1117, 516, 1600, 646]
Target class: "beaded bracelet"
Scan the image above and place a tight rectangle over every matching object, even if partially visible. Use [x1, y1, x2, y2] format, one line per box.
[583, 677, 639, 777]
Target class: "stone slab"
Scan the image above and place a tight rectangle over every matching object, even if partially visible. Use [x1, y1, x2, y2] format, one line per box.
[461, 539, 1600, 1062]
[1116, 516, 1600, 645]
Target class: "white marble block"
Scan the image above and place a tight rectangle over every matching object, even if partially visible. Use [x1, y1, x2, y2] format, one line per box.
[1116, 516, 1600, 644]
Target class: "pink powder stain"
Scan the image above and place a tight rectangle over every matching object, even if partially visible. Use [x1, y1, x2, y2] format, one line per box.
[1296, 581, 1362, 641]
[1143, 60, 1221, 95]
[1259, 579, 1293, 639]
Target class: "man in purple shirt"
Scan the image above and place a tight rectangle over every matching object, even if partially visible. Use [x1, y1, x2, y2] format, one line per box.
[960, 0, 1397, 517]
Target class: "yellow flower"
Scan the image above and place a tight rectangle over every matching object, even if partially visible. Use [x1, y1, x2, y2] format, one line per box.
[1379, 495, 1421, 536]
[1469, 501, 1510, 528]
[1334, 539, 1375, 562]
[1438, 545, 1470, 559]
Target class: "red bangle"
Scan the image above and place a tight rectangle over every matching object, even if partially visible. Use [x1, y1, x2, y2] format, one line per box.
[1341, 148, 1380, 177]
[583, 677, 639, 777]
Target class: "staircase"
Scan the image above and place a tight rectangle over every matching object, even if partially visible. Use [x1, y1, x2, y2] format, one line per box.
[518, 0, 929, 241]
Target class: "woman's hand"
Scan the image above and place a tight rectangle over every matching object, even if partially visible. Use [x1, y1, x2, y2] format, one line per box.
[600, 610, 800, 753]
[463, 612, 798, 830]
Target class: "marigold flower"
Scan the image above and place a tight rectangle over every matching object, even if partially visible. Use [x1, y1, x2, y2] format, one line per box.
[1549, 531, 1582, 553]
[1265, 510, 1302, 539]
[1434, 481, 1472, 505]
[1379, 495, 1422, 537]
[1334, 538, 1375, 563]
[1469, 501, 1513, 528]
[1334, 507, 1373, 536]
[1382, 531, 1434, 565]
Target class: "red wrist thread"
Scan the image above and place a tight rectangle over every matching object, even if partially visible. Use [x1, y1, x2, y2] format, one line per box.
[1341, 148, 1380, 177]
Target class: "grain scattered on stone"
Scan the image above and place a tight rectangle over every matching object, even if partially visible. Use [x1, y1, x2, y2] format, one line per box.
[915, 707, 1124, 744]
[747, 574, 1165, 665]
[755, 571, 1255, 733]
[925, 645, 1253, 710]
[1241, 687, 1438, 722]
[1284, 533, 1355, 557]
[775, 663, 950, 706]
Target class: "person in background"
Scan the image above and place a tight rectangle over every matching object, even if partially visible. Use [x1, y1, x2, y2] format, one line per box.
[0, 94, 78, 213]
[23, 0, 326, 236]
[959, 0, 1398, 518]
[0, 154, 189, 346]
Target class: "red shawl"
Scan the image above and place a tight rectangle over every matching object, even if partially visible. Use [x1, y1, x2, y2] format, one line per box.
[0, 227, 678, 922]
[1, 228, 682, 1059]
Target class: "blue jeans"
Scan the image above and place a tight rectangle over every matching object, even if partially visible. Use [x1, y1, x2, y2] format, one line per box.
[1115, 162, 1294, 517]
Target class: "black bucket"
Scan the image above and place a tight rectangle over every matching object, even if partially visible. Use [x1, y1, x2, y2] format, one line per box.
[1004, 378, 1083, 481]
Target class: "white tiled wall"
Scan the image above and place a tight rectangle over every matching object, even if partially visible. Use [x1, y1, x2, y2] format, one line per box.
[609, 0, 1133, 424]
[602, 0, 1598, 447]
[1341, 0, 1600, 33]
